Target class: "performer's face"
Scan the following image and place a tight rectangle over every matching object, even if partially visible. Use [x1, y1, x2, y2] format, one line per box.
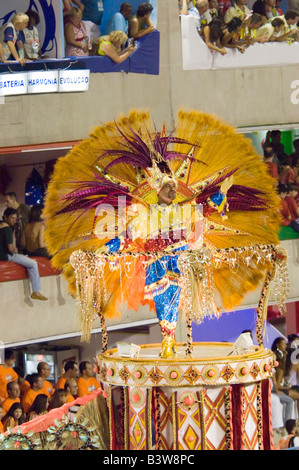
[158, 181, 177, 205]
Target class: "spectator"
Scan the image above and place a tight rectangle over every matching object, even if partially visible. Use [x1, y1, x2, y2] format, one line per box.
[279, 159, 295, 184]
[0, 12, 29, 66]
[0, 404, 3, 433]
[77, 361, 100, 397]
[1, 381, 21, 416]
[272, 336, 299, 414]
[2, 403, 26, 432]
[0, 208, 48, 301]
[264, 147, 279, 181]
[285, 340, 299, 390]
[48, 389, 68, 411]
[23, 10, 42, 60]
[26, 393, 49, 421]
[81, 0, 104, 42]
[128, 2, 156, 38]
[202, 0, 219, 23]
[180, 0, 209, 34]
[106, 2, 133, 35]
[4, 191, 30, 253]
[218, 0, 232, 17]
[65, 6, 89, 57]
[285, 183, 299, 220]
[264, 130, 285, 155]
[37, 362, 54, 397]
[0, 349, 18, 403]
[55, 360, 79, 390]
[221, 17, 246, 52]
[0, 42, 9, 63]
[63, 0, 85, 15]
[268, 17, 291, 41]
[97, 30, 136, 63]
[278, 419, 299, 449]
[13, 366, 30, 399]
[63, 0, 85, 14]
[252, 0, 280, 21]
[21, 373, 45, 414]
[202, 16, 228, 54]
[224, 0, 251, 24]
[64, 378, 79, 403]
[240, 13, 269, 44]
[289, 138, 299, 166]
[275, 0, 284, 14]
[21, 205, 51, 259]
[277, 183, 299, 232]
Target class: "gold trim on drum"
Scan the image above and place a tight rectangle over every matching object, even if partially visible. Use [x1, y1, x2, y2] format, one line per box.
[259, 358, 272, 379]
[178, 391, 198, 411]
[235, 362, 250, 382]
[129, 387, 146, 408]
[165, 366, 184, 385]
[106, 364, 118, 380]
[131, 365, 148, 385]
[201, 364, 220, 384]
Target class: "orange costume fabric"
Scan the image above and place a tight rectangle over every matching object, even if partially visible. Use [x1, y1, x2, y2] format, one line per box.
[77, 377, 100, 397]
[0, 366, 18, 402]
[2, 397, 20, 416]
[0, 421, 4, 433]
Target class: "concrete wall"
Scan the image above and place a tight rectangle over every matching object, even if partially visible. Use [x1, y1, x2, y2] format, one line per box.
[0, 0, 299, 150]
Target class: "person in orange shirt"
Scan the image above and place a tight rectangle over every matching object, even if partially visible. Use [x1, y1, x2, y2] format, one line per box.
[21, 373, 45, 415]
[0, 349, 18, 403]
[0, 404, 4, 433]
[55, 360, 79, 390]
[37, 361, 54, 397]
[13, 366, 30, 399]
[77, 361, 100, 397]
[278, 184, 299, 232]
[2, 381, 21, 416]
[64, 378, 78, 403]
[264, 147, 279, 182]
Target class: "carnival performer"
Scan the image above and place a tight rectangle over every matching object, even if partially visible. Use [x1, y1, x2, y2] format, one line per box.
[43, 109, 281, 358]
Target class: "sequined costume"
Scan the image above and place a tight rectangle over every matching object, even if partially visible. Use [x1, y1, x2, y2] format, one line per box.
[43, 109, 282, 356]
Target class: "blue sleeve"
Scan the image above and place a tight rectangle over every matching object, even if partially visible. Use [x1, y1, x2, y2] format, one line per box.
[4, 26, 14, 42]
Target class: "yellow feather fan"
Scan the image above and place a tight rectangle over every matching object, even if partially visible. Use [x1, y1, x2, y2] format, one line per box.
[43, 109, 283, 339]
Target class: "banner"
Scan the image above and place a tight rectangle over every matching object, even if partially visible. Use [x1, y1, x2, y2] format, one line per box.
[0, 70, 90, 96]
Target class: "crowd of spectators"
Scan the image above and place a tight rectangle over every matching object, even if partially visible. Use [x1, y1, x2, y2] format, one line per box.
[179, 0, 299, 55]
[0, 349, 100, 433]
[63, 1, 155, 61]
[0, 2, 156, 65]
[262, 132, 299, 234]
[0, 192, 49, 301]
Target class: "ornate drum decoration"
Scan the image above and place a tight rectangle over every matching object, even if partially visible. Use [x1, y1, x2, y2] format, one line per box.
[97, 342, 275, 451]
